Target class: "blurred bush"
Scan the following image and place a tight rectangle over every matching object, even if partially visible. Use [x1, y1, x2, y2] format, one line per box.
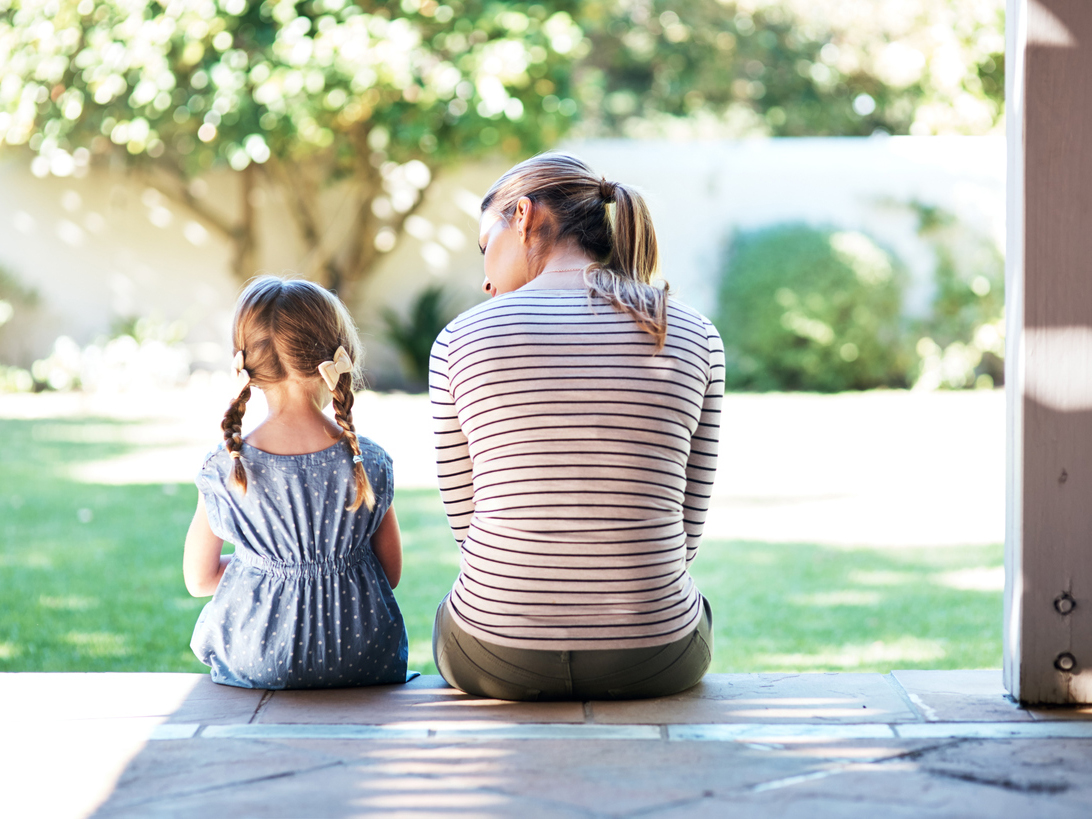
[381, 285, 459, 390]
[716, 224, 912, 391]
[0, 265, 38, 330]
[910, 204, 1005, 390]
[0, 266, 40, 392]
[715, 211, 1005, 393]
[28, 317, 191, 393]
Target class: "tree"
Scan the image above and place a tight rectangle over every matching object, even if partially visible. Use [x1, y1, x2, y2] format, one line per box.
[572, 0, 1004, 138]
[0, 0, 585, 296]
[0, 0, 1006, 300]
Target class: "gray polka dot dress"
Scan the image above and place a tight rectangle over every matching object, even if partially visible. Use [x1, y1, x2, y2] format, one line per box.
[190, 435, 410, 689]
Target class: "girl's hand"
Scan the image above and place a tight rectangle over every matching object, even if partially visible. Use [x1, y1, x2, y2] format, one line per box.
[183, 495, 230, 597]
[372, 506, 403, 588]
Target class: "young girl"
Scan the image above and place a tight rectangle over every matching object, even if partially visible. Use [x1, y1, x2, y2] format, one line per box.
[183, 276, 410, 689]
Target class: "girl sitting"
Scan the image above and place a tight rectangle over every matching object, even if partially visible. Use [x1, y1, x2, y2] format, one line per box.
[183, 276, 410, 689]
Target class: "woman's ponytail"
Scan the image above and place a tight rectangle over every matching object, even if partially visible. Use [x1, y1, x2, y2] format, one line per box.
[605, 182, 658, 285]
[587, 181, 670, 350]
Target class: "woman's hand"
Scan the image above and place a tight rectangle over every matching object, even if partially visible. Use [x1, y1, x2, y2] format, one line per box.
[182, 495, 231, 597]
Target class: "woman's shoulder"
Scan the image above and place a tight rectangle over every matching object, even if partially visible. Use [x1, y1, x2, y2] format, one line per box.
[668, 298, 721, 337]
[443, 296, 509, 334]
[443, 289, 579, 337]
[666, 298, 713, 329]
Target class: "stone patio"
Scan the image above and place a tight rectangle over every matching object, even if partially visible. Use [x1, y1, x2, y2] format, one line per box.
[5, 670, 1092, 818]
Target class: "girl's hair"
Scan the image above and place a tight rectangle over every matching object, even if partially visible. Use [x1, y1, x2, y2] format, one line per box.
[222, 276, 375, 511]
[481, 152, 669, 348]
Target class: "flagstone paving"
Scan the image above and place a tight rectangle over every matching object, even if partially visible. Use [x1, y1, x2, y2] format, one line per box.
[4, 670, 1092, 818]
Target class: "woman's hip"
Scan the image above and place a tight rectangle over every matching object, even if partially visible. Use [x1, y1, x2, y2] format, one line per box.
[431, 595, 712, 701]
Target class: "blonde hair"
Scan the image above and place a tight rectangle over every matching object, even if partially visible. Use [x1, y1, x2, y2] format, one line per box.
[481, 152, 669, 348]
[223, 276, 375, 511]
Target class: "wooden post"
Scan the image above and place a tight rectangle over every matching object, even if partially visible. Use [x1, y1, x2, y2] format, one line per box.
[1006, 0, 1092, 703]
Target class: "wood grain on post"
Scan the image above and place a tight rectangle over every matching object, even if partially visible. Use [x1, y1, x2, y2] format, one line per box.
[1006, 0, 1092, 703]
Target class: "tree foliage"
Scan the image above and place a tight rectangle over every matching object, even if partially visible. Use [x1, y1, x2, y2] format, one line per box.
[0, 0, 1005, 296]
[0, 0, 584, 292]
[574, 0, 1004, 138]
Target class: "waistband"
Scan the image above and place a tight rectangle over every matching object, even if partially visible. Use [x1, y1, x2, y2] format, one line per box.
[232, 548, 368, 579]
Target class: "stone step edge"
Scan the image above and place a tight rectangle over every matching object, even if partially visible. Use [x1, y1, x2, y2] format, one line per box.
[148, 720, 1092, 742]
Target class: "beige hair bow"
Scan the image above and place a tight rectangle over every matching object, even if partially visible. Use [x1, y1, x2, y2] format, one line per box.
[318, 346, 353, 390]
[232, 351, 251, 398]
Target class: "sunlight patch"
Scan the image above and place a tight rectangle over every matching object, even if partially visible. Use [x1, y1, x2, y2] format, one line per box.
[40, 595, 99, 611]
[790, 590, 882, 607]
[932, 566, 1004, 591]
[757, 636, 946, 670]
[63, 631, 130, 658]
[848, 570, 919, 587]
[0, 642, 19, 659]
[67, 445, 207, 485]
[0, 553, 54, 569]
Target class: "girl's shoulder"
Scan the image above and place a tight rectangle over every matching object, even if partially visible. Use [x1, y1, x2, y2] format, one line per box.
[197, 436, 390, 479]
[199, 442, 230, 471]
[352, 434, 392, 471]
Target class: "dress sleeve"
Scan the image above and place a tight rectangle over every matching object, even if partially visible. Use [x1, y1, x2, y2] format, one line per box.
[429, 328, 475, 546]
[364, 443, 395, 539]
[194, 446, 239, 544]
[682, 319, 725, 567]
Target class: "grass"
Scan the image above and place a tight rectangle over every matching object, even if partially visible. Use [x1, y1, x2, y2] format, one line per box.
[0, 415, 1002, 676]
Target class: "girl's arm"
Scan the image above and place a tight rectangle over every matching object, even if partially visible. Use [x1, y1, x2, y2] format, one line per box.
[372, 506, 403, 588]
[183, 495, 231, 597]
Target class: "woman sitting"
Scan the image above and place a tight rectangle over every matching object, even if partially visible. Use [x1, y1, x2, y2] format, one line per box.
[429, 152, 724, 701]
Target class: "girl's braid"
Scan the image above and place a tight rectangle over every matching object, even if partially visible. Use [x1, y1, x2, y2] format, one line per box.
[332, 374, 375, 511]
[222, 384, 252, 492]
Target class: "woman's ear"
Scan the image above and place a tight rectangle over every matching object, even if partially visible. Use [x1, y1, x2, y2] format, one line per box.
[515, 197, 534, 244]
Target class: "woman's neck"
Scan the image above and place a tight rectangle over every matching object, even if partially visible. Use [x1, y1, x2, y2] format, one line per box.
[245, 378, 342, 455]
[523, 247, 596, 291]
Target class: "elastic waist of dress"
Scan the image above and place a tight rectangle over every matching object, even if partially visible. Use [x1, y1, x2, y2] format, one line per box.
[233, 549, 367, 579]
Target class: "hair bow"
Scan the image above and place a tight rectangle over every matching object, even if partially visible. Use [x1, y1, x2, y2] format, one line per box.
[318, 345, 353, 390]
[232, 350, 251, 398]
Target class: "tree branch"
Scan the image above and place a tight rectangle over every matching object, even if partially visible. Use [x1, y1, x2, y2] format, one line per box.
[141, 164, 237, 241]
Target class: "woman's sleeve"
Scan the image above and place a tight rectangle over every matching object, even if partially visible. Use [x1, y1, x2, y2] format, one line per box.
[429, 329, 475, 545]
[683, 320, 725, 566]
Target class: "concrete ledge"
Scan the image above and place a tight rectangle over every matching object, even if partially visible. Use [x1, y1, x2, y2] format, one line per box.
[0, 669, 1056, 728]
[6, 671, 1092, 819]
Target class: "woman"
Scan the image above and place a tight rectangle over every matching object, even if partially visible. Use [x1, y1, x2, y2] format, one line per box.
[429, 153, 724, 701]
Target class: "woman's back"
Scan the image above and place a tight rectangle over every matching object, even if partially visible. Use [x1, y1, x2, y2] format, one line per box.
[431, 289, 724, 651]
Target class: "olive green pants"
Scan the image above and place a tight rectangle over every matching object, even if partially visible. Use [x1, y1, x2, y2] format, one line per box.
[432, 596, 713, 701]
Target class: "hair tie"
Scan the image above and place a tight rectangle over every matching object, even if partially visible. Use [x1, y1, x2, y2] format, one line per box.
[599, 178, 617, 203]
[318, 345, 353, 390]
[232, 350, 251, 398]
[229, 450, 242, 460]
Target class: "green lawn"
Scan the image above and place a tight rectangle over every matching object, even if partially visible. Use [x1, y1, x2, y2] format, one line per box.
[0, 415, 1001, 676]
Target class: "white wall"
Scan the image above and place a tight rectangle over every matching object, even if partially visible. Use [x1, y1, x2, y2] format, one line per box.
[0, 136, 1004, 384]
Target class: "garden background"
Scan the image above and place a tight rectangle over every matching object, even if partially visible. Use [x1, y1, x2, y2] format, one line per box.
[0, 0, 1007, 676]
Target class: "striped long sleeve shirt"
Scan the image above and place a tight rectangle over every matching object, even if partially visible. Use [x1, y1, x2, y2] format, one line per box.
[429, 289, 724, 650]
